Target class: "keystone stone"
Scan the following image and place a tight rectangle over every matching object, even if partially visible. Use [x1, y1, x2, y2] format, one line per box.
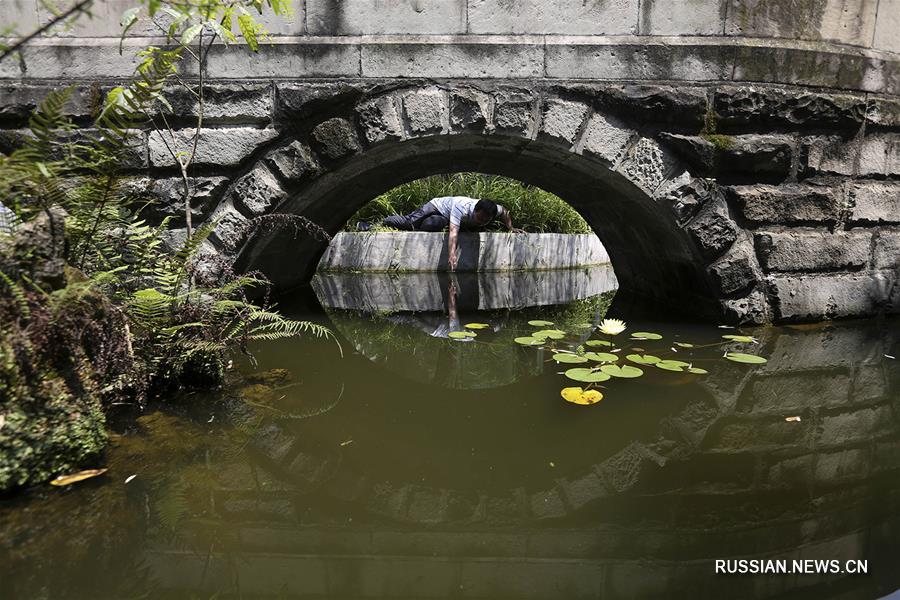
[209, 204, 250, 252]
[449, 89, 491, 133]
[755, 230, 872, 272]
[402, 90, 446, 136]
[311, 117, 361, 160]
[493, 92, 535, 137]
[356, 95, 404, 145]
[538, 98, 588, 147]
[230, 164, 286, 216]
[148, 128, 278, 168]
[728, 183, 841, 225]
[263, 140, 318, 182]
[714, 86, 866, 129]
[850, 182, 900, 223]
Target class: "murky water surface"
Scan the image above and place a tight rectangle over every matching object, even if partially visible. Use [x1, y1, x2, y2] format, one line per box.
[2, 268, 899, 599]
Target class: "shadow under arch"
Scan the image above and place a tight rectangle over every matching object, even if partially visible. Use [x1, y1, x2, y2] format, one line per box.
[234, 132, 721, 319]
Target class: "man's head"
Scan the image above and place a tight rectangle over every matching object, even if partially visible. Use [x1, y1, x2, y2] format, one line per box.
[472, 199, 499, 226]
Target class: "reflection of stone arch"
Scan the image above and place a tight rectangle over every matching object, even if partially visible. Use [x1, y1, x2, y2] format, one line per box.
[199, 84, 763, 322]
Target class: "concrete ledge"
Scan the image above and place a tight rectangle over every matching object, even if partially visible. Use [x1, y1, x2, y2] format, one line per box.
[316, 232, 610, 273]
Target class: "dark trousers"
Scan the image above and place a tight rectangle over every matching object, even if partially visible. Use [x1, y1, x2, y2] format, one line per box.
[383, 201, 449, 232]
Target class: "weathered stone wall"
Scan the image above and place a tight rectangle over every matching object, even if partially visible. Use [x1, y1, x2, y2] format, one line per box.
[2, 79, 899, 323]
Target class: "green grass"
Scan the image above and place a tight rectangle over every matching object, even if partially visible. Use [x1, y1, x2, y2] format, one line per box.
[345, 173, 592, 234]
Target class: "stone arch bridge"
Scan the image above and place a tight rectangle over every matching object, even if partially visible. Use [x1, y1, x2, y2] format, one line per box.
[2, 0, 900, 323]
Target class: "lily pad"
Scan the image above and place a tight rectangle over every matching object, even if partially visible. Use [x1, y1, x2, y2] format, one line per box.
[688, 367, 709, 374]
[561, 387, 603, 405]
[725, 352, 768, 364]
[564, 368, 611, 383]
[600, 364, 644, 378]
[553, 353, 589, 364]
[585, 340, 614, 347]
[465, 323, 490, 330]
[626, 354, 661, 365]
[655, 359, 691, 372]
[584, 352, 618, 363]
[533, 329, 566, 340]
[514, 336, 542, 346]
[674, 342, 695, 348]
[449, 331, 476, 339]
[722, 334, 756, 343]
[631, 332, 663, 340]
[528, 320, 554, 327]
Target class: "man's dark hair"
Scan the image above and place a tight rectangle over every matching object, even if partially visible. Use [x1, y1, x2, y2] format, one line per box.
[474, 199, 499, 219]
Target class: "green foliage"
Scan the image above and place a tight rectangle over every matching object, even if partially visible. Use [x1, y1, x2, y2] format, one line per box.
[347, 173, 593, 234]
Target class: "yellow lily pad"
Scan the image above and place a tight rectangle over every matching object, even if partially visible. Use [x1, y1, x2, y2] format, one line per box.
[561, 387, 603, 405]
[465, 323, 490, 329]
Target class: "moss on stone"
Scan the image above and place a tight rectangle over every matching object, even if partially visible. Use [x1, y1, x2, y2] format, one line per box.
[701, 133, 736, 151]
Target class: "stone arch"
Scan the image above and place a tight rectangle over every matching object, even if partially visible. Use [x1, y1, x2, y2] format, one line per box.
[201, 85, 768, 322]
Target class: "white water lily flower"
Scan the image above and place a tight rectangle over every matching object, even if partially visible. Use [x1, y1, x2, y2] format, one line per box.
[598, 318, 626, 336]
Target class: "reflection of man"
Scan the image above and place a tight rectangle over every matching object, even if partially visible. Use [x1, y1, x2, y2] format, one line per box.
[367, 196, 524, 271]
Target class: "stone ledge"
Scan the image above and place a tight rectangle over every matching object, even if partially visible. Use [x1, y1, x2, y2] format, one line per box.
[316, 232, 610, 272]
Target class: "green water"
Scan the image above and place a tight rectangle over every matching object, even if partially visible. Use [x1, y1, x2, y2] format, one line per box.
[1, 271, 899, 599]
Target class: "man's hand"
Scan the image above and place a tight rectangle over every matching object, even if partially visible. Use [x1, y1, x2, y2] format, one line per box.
[449, 252, 458, 271]
[510, 227, 525, 234]
[448, 223, 459, 271]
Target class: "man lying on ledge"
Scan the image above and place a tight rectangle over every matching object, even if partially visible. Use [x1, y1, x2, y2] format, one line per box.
[359, 196, 524, 271]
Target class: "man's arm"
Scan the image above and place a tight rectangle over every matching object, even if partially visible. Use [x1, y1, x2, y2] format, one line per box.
[448, 223, 460, 271]
[500, 209, 525, 233]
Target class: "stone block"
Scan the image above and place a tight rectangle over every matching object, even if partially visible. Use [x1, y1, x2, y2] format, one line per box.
[754, 230, 872, 272]
[361, 41, 543, 78]
[639, 0, 725, 34]
[686, 197, 738, 259]
[0, 83, 99, 122]
[849, 181, 900, 223]
[209, 204, 250, 252]
[148, 127, 278, 168]
[561, 472, 608, 510]
[307, 0, 465, 34]
[311, 117, 361, 160]
[576, 112, 634, 167]
[818, 405, 893, 446]
[616, 137, 680, 196]
[144, 176, 229, 224]
[661, 133, 793, 177]
[538, 98, 588, 147]
[714, 85, 866, 129]
[708, 418, 811, 451]
[722, 289, 770, 324]
[725, 0, 878, 48]
[449, 89, 491, 133]
[875, 0, 900, 53]
[356, 95, 404, 145]
[866, 96, 900, 129]
[19, 42, 141, 79]
[402, 90, 446, 136]
[763, 323, 884, 371]
[492, 91, 536, 137]
[275, 82, 370, 121]
[764, 454, 813, 489]
[201, 41, 360, 79]
[405, 487, 449, 524]
[588, 84, 708, 128]
[852, 365, 888, 403]
[545, 41, 732, 81]
[263, 140, 318, 183]
[161, 83, 272, 124]
[858, 134, 900, 176]
[814, 448, 870, 484]
[801, 136, 859, 176]
[468, 0, 638, 34]
[3, 0, 40, 33]
[728, 183, 841, 225]
[874, 231, 900, 269]
[770, 274, 883, 320]
[230, 164, 286, 216]
[529, 488, 567, 520]
[709, 239, 759, 295]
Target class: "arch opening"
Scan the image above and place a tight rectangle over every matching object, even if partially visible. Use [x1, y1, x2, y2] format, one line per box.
[235, 133, 720, 320]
